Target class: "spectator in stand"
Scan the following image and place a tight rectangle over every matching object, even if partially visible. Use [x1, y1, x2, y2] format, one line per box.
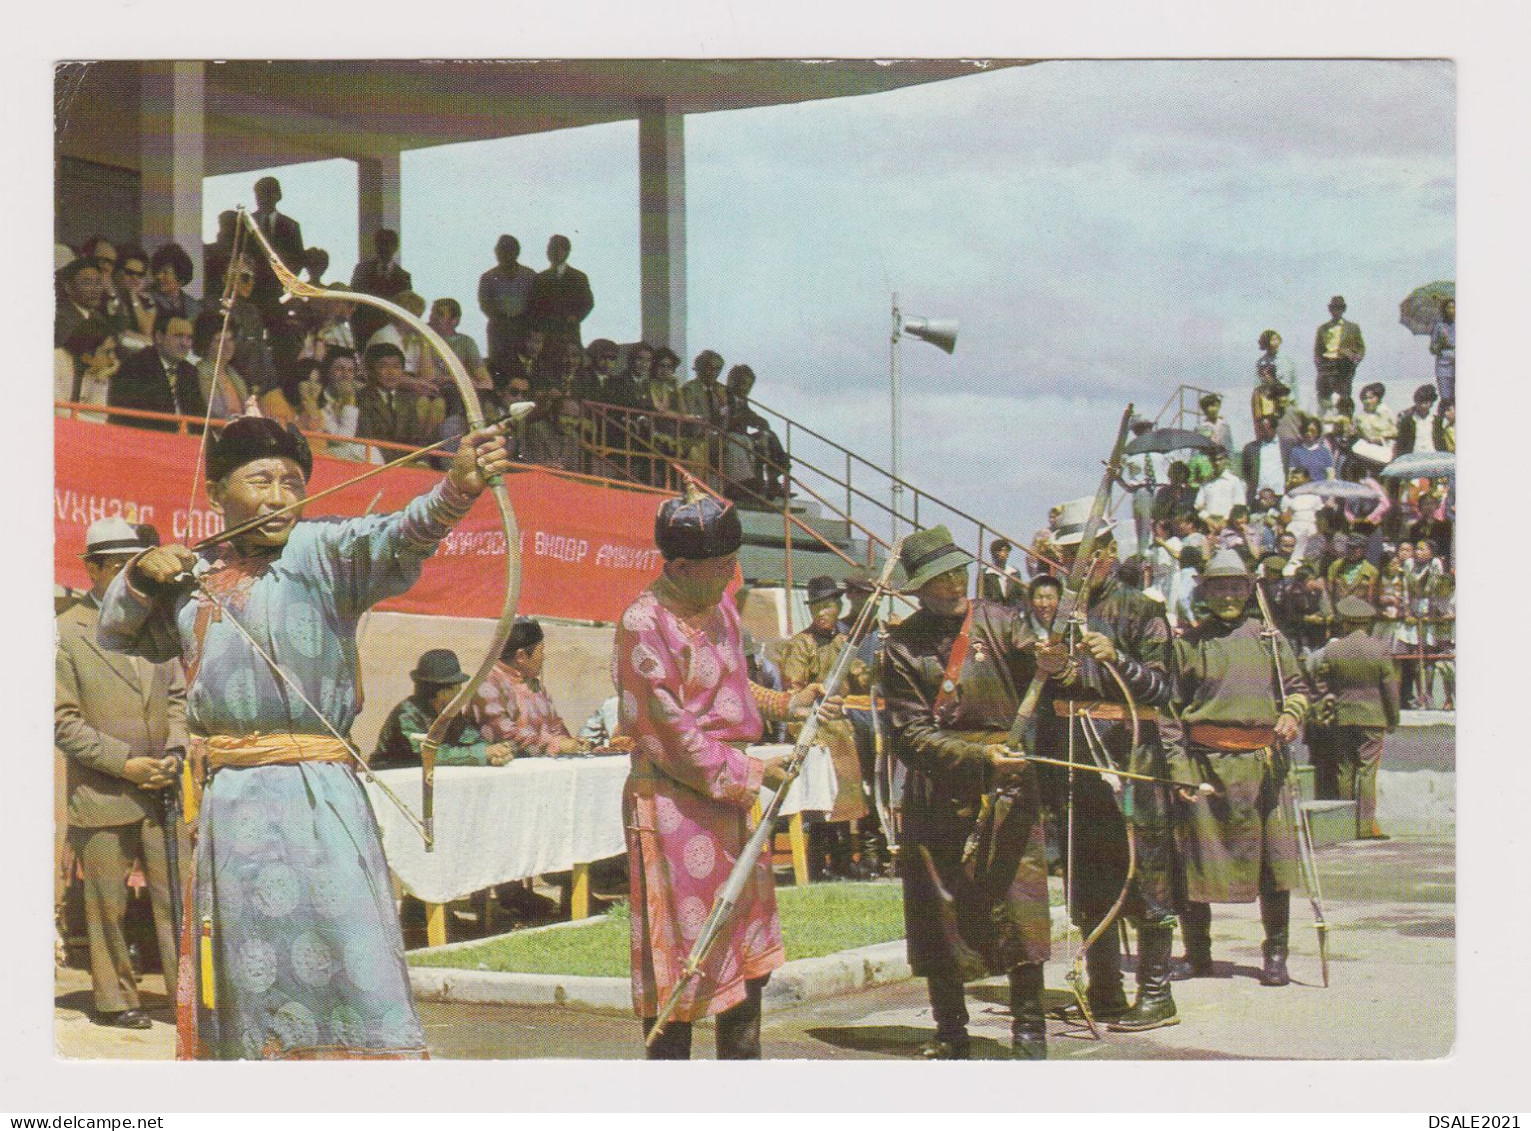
[1216, 504, 1264, 566]
[1193, 447, 1245, 530]
[537, 338, 587, 398]
[1280, 465, 1322, 565]
[1255, 329, 1297, 392]
[249, 176, 305, 318]
[1152, 460, 1197, 524]
[296, 347, 366, 461]
[724, 365, 789, 500]
[365, 292, 443, 399]
[147, 243, 202, 326]
[1166, 544, 1203, 631]
[1144, 520, 1178, 600]
[203, 212, 237, 302]
[1198, 393, 1233, 456]
[112, 245, 157, 348]
[428, 297, 492, 390]
[521, 395, 586, 472]
[1426, 564, 1455, 710]
[1241, 414, 1289, 508]
[527, 234, 594, 351]
[468, 618, 591, 757]
[314, 285, 359, 353]
[1288, 416, 1336, 483]
[191, 310, 250, 420]
[981, 538, 1025, 605]
[371, 649, 513, 771]
[106, 314, 203, 431]
[78, 237, 128, 336]
[1119, 418, 1164, 556]
[1435, 398, 1455, 453]
[303, 247, 330, 286]
[219, 256, 283, 406]
[1429, 298, 1455, 404]
[1313, 295, 1365, 410]
[478, 234, 538, 366]
[349, 227, 413, 349]
[1395, 384, 1440, 455]
[56, 258, 114, 348]
[1350, 382, 1397, 475]
[573, 338, 621, 403]
[355, 342, 442, 455]
[1324, 398, 1358, 478]
[680, 349, 729, 430]
[56, 324, 119, 421]
[646, 346, 684, 415]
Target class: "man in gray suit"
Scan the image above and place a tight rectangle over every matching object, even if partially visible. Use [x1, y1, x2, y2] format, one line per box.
[55, 518, 187, 1028]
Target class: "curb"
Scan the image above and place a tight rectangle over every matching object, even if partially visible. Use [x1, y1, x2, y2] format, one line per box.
[408, 904, 1073, 1013]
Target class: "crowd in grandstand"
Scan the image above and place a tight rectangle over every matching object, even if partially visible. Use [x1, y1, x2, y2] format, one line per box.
[55, 180, 790, 504]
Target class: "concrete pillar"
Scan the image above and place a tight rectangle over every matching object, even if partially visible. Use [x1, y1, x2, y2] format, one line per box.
[139, 62, 205, 297]
[357, 152, 402, 261]
[638, 105, 686, 358]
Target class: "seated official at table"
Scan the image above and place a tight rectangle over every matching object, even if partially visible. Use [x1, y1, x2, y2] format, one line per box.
[371, 649, 513, 770]
[468, 617, 591, 757]
[578, 695, 636, 752]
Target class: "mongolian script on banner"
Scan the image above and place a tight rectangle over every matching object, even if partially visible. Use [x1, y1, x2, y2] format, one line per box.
[54, 419, 670, 623]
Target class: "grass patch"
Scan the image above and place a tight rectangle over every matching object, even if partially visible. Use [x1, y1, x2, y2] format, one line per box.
[408, 881, 908, 978]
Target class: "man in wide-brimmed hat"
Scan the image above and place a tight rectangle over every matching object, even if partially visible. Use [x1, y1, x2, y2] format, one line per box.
[1307, 597, 1399, 839]
[1028, 497, 1185, 1033]
[371, 649, 514, 771]
[614, 488, 827, 1060]
[881, 524, 1062, 1059]
[56, 518, 186, 1030]
[780, 576, 870, 879]
[98, 414, 512, 1059]
[1169, 549, 1311, 987]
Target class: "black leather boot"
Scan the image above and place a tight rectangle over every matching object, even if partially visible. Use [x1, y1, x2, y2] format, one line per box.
[1171, 901, 1215, 980]
[1009, 963, 1048, 1060]
[920, 974, 971, 1059]
[1259, 889, 1291, 986]
[642, 1016, 693, 1060]
[1109, 924, 1180, 1031]
[715, 977, 766, 1059]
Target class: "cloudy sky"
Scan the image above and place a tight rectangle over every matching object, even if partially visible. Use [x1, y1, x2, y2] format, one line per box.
[205, 59, 1455, 549]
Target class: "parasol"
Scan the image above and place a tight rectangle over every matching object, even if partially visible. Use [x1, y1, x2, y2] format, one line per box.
[1380, 450, 1455, 480]
[1124, 428, 1219, 456]
[1399, 281, 1454, 337]
[1288, 479, 1384, 502]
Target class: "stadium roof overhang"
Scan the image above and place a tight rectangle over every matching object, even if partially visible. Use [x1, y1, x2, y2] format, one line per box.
[57, 58, 1035, 176]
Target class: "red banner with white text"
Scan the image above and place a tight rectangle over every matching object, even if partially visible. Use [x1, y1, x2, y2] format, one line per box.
[54, 418, 669, 623]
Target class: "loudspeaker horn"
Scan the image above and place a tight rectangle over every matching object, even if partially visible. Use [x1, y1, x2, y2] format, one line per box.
[903, 317, 958, 354]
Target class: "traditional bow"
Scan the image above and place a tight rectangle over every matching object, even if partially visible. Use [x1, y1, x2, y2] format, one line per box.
[211, 209, 523, 849]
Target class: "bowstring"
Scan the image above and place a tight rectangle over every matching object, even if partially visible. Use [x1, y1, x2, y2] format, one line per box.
[185, 214, 250, 524]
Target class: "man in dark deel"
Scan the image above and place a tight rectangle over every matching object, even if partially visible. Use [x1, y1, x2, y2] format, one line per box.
[1307, 597, 1399, 840]
[107, 315, 205, 431]
[527, 234, 594, 351]
[1169, 550, 1310, 988]
[478, 234, 537, 366]
[1312, 294, 1366, 410]
[249, 176, 305, 314]
[881, 525, 1060, 1059]
[371, 649, 513, 770]
[1029, 498, 1183, 1033]
[56, 518, 186, 1029]
[349, 227, 414, 349]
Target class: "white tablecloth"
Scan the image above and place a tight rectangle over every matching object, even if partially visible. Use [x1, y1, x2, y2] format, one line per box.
[365, 745, 837, 904]
[753, 743, 839, 817]
[366, 756, 629, 904]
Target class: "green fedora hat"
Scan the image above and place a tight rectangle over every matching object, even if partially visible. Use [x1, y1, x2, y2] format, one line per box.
[898, 525, 973, 592]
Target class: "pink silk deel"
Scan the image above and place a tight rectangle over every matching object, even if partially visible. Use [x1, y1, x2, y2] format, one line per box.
[614, 585, 785, 1023]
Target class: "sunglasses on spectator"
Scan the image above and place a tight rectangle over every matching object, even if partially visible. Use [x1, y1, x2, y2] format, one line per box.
[121, 267, 146, 277]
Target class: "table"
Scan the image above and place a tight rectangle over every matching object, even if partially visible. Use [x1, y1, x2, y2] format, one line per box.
[367, 756, 628, 946]
[366, 745, 837, 946]
[752, 743, 840, 886]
